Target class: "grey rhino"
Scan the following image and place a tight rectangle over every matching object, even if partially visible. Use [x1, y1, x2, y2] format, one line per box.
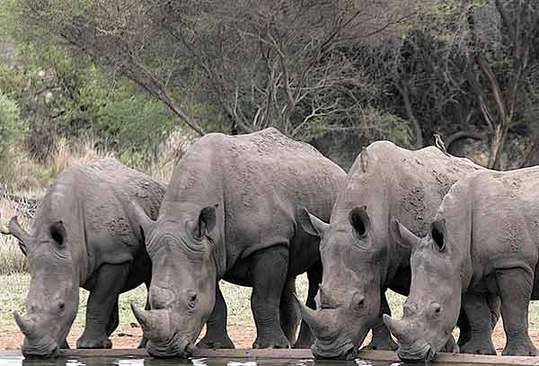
[387, 166, 539, 361]
[0, 159, 168, 357]
[130, 128, 346, 358]
[297, 141, 499, 359]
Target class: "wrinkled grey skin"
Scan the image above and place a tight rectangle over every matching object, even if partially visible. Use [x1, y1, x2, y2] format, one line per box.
[1, 159, 168, 358]
[387, 167, 539, 361]
[131, 128, 346, 358]
[298, 141, 499, 360]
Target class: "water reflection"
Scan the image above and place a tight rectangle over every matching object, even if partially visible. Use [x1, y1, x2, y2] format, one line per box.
[0, 354, 381, 366]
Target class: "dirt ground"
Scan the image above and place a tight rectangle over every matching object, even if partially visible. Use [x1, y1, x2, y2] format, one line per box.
[2, 322, 539, 354]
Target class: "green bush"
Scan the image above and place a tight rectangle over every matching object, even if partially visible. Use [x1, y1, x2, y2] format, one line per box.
[0, 91, 24, 158]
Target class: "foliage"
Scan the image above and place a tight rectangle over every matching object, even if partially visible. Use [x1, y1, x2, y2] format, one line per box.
[0, 91, 25, 158]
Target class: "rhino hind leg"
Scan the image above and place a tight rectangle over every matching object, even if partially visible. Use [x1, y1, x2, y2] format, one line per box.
[363, 292, 397, 351]
[458, 292, 497, 355]
[249, 245, 291, 349]
[197, 284, 235, 349]
[496, 268, 538, 356]
[77, 263, 130, 349]
[293, 263, 322, 349]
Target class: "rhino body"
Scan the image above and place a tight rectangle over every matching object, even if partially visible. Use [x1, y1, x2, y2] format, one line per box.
[299, 141, 499, 359]
[4, 159, 167, 357]
[132, 128, 347, 358]
[388, 166, 539, 360]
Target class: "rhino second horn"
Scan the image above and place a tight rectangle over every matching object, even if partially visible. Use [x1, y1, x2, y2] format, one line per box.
[14, 311, 35, 337]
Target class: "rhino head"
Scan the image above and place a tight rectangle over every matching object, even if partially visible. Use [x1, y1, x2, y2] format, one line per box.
[1, 216, 79, 358]
[383, 218, 461, 362]
[296, 207, 384, 359]
[131, 202, 219, 358]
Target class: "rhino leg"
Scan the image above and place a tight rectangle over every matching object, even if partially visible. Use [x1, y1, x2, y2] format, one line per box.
[77, 263, 130, 349]
[197, 284, 235, 349]
[497, 268, 537, 356]
[249, 245, 290, 349]
[363, 292, 397, 351]
[280, 278, 301, 345]
[293, 263, 322, 348]
[458, 292, 497, 355]
[137, 291, 150, 349]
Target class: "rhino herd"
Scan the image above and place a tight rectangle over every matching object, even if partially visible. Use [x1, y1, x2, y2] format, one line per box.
[2, 128, 539, 362]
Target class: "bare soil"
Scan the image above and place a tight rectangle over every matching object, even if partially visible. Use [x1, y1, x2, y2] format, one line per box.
[2, 323, 539, 354]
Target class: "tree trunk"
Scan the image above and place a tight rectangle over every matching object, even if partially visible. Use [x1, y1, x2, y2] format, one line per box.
[487, 124, 508, 169]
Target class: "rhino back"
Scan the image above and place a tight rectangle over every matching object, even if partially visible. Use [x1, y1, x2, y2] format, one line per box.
[162, 128, 346, 256]
[33, 159, 165, 277]
[442, 167, 539, 285]
[332, 141, 483, 251]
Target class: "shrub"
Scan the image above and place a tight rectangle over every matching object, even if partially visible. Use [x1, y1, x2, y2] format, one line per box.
[0, 91, 24, 158]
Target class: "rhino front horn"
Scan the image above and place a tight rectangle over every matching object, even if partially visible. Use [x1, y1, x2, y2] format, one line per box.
[293, 295, 326, 336]
[131, 303, 151, 330]
[131, 303, 170, 342]
[14, 311, 35, 337]
[383, 314, 409, 343]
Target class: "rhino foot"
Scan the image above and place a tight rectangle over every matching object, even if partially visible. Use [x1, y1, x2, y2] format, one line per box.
[460, 339, 496, 355]
[253, 333, 290, 349]
[503, 337, 538, 356]
[76, 337, 112, 349]
[197, 335, 235, 349]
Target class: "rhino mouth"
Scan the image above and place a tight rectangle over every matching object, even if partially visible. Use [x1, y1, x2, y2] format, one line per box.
[397, 342, 435, 362]
[21, 338, 60, 359]
[146, 333, 195, 358]
[312, 327, 368, 360]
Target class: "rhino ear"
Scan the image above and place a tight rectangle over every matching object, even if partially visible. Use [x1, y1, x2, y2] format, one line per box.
[6, 216, 30, 256]
[130, 201, 156, 242]
[431, 219, 447, 252]
[296, 206, 329, 238]
[49, 221, 67, 247]
[349, 206, 369, 239]
[390, 218, 420, 249]
[195, 205, 217, 239]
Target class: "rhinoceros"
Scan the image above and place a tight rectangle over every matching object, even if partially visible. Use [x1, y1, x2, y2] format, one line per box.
[0, 159, 229, 358]
[296, 141, 499, 359]
[386, 167, 539, 361]
[130, 127, 346, 358]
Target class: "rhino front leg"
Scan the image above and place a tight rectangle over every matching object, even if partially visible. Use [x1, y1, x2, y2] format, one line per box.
[250, 245, 290, 349]
[280, 278, 301, 345]
[496, 268, 537, 356]
[364, 291, 397, 350]
[137, 290, 150, 349]
[293, 263, 322, 348]
[459, 292, 497, 355]
[77, 263, 130, 349]
[197, 283, 235, 349]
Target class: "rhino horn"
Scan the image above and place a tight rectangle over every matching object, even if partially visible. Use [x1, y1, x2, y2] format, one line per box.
[131, 303, 152, 330]
[383, 314, 410, 344]
[131, 303, 169, 341]
[14, 311, 35, 337]
[293, 295, 326, 337]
